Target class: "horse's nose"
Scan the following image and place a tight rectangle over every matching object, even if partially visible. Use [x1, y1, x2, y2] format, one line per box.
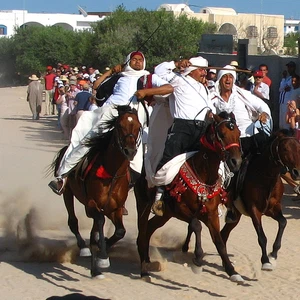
[291, 168, 300, 180]
[228, 156, 242, 172]
[123, 148, 137, 161]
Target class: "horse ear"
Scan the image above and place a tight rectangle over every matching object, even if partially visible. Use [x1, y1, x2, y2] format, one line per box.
[213, 113, 221, 123]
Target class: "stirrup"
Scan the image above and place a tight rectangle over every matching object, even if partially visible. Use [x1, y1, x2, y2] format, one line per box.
[294, 185, 300, 195]
[48, 178, 65, 196]
[151, 200, 164, 217]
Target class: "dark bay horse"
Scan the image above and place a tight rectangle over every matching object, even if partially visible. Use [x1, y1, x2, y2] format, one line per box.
[220, 129, 300, 271]
[134, 112, 245, 283]
[51, 105, 142, 278]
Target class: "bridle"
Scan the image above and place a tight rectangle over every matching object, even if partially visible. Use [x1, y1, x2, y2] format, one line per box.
[114, 113, 143, 159]
[200, 117, 241, 161]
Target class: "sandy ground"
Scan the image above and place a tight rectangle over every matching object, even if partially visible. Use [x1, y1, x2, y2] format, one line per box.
[1, 86, 300, 300]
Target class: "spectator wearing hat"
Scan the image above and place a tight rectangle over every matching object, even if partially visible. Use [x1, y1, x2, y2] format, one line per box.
[74, 83, 92, 123]
[250, 70, 270, 106]
[66, 79, 80, 133]
[56, 83, 70, 140]
[43, 66, 56, 115]
[279, 61, 298, 129]
[207, 68, 217, 92]
[27, 74, 43, 120]
[53, 69, 63, 116]
[230, 60, 239, 68]
[259, 64, 272, 87]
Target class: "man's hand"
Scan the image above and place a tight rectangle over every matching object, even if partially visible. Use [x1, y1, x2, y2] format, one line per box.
[135, 89, 147, 100]
[111, 64, 124, 75]
[175, 59, 191, 72]
[258, 112, 269, 124]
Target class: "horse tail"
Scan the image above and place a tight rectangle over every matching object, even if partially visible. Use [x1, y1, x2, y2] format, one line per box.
[46, 146, 68, 177]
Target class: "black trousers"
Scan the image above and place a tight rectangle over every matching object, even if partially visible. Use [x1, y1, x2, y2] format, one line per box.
[240, 130, 269, 158]
[156, 118, 206, 172]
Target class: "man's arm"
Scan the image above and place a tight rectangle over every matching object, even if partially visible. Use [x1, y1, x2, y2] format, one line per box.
[93, 64, 123, 90]
[135, 84, 174, 100]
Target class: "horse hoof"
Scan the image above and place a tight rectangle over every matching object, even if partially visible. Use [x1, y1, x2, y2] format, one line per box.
[191, 264, 203, 274]
[230, 274, 245, 284]
[80, 248, 91, 257]
[96, 258, 110, 268]
[268, 255, 277, 268]
[141, 261, 162, 273]
[262, 262, 273, 271]
[93, 274, 105, 279]
[141, 274, 152, 283]
[192, 258, 203, 267]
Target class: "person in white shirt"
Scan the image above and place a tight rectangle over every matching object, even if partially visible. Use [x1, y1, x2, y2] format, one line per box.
[48, 51, 173, 195]
[250, 70, 270, 105]
[151, 56, 216, 216]
[211, 65, 271, 222]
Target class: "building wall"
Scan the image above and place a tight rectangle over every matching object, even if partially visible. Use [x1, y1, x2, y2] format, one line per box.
[0, 10, 103, 37]
[160, 5, 285, 55]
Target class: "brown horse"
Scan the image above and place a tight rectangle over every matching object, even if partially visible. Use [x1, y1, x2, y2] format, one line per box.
[220, 129, 300, 271]
[51, 105, 142, 278]
[134, 112, 245, 283]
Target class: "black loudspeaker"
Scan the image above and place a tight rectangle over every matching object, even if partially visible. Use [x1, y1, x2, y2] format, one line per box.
[237, 39, 249, 69]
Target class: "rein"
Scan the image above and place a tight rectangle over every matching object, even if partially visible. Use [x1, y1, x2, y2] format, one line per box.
[270, 136, 299, 173]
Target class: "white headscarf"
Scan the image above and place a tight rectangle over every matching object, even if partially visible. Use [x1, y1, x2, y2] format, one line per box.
[217, 65, 237, 82]
[214, 65, 237, 95]
[121, 51, 149, 77]
[182, 56, 208, 76]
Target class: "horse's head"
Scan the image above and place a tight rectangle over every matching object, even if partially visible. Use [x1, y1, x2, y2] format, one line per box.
[270, 130, 300, 180]
[114, 106, 142, 161]
[203, 111, 242, 172]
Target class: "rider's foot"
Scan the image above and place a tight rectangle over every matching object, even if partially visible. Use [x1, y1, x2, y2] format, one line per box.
[48, 178, 65, 195]
[151, 200, 164, 217]
[225, 208, 237, 223]
[151, 187, 164, 216]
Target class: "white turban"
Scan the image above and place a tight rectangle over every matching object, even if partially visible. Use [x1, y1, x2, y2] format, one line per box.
[217, 65, 237, 81]
[182, 56, 208, 76]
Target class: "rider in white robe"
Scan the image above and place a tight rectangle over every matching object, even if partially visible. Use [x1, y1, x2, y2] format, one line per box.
[48, 51, 173, 195]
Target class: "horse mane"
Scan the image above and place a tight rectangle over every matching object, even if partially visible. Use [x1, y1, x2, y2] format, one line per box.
[84, 105, 138, 154]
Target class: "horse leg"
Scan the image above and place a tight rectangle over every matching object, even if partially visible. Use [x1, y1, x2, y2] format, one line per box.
[105, 207, 126, 248]
[187, 218, 205, 266]
[269, 210, 287, 260]
[140, 214, 171, 277]
[205, 211, 244, 283]
[89, 210, 109, 278]
[220, 210, 242, 246]
[249, 208, 273, 271]
[63, 188, 91, 257]
[182, 223, 193, 253]
[134, 177, 153, 274]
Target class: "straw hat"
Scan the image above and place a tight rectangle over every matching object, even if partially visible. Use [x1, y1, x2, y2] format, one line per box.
[29, 74, 39, 81]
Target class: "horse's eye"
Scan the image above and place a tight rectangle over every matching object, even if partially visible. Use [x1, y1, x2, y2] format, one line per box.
[226, 123, 234, 130]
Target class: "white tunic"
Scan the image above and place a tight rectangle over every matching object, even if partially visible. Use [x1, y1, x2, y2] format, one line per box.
[211, 85, 271, 137]
[57, 73, 168, 176]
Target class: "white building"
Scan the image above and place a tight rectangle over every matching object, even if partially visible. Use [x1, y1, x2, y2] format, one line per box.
[158, 4, 286, 54]
[284, 19, 300, 35]
[0, 10, 104, 37]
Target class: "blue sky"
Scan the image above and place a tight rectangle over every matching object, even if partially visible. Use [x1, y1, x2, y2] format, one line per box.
[2, 0, 299, 19]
